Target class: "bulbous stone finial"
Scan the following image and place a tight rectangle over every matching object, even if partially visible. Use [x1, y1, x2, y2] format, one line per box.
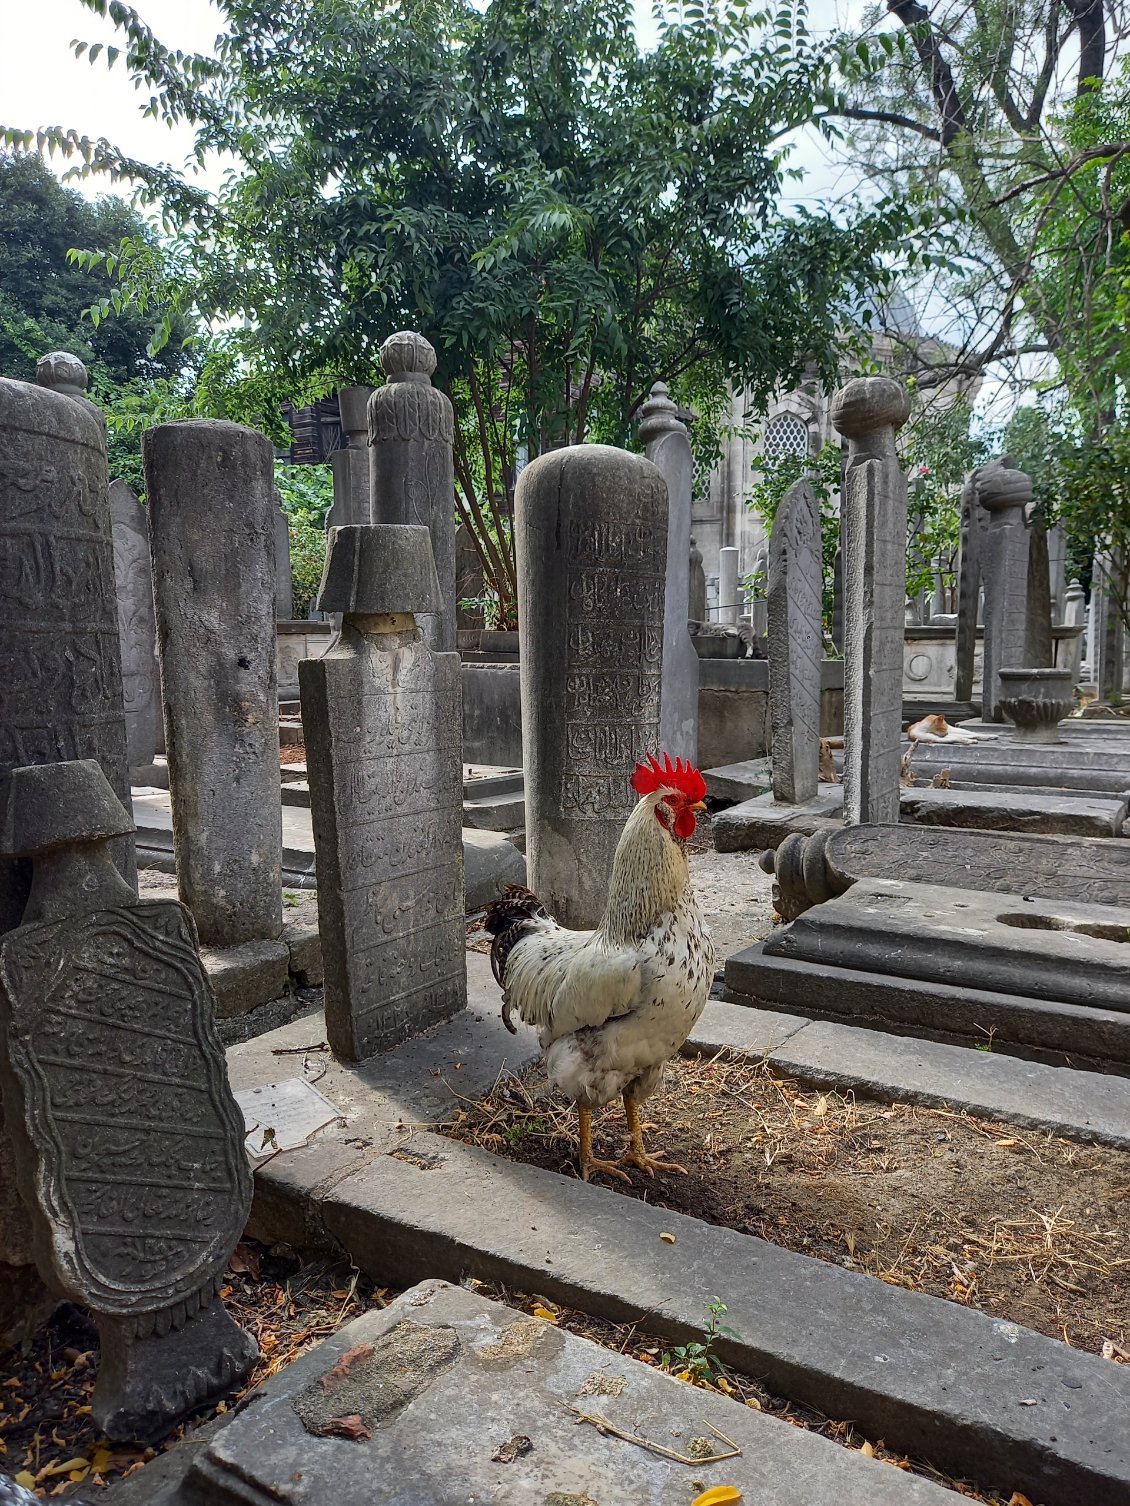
[379, 331, 437, 384]
[830, 376, 910, 437]
[637, 380, 686, 443]
[976, 457, 1033, 513]
[36, 351, 89, 399]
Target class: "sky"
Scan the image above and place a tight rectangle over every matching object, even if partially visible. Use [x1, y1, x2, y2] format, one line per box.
[0, 0, 864, 207]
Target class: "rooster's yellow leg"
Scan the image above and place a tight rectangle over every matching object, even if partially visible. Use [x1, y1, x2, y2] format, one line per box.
[619, 1095, 688, 1177]
[578, 1106, 630, 1184]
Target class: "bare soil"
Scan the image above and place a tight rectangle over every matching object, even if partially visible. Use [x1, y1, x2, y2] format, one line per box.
[440, 1053, 1130, 1358]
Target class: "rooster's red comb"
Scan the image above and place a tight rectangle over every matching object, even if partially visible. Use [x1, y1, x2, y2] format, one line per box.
[631, 753, 707, 803]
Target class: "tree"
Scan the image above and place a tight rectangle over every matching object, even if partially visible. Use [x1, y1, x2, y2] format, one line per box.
[0, 150, 186, 386]
[18, 0, 910, 626]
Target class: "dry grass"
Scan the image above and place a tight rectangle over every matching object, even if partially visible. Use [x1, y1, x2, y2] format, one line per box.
[439, 1052, 1130, 1355]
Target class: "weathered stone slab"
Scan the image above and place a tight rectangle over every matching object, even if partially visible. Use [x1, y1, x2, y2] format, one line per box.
[0, 760, 255, 1441]
[110, 480, 160, 770]
[833, 377, 910, 825]
[169, 1280, 959, 1506]
[768, 477, 822, 802]
[711, 786, 844, 852]
[725, 942, 1130, 1068]
[319, 1134, 1130, 1506]
[906, 734, 1130, 793]
[639, 381, 699, 762]
[368, 333, 456, 652]
[0, 370, 134, 933]
[144, 419, 283, 948]
[300, 525, 466, 1061]
[769, 822, 1130, 919]
[766, 878, 1130, 1010]
[703, 757, 774, 803]
[516, 444, 667, 927]
[901, 784, 1128, 836]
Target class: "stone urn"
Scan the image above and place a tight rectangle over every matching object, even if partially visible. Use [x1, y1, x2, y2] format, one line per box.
[997, 667, 1075, 743]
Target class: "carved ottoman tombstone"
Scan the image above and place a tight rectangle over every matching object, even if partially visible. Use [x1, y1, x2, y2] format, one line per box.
[0, 760, 256, 1442]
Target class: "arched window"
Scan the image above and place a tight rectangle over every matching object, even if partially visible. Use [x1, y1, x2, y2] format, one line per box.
[762, 412, 810, 460]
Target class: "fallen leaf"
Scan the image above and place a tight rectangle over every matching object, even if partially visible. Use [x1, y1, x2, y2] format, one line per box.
[1007, 1495, 1035, 1506]
[36, 1456, 90, 1481]
[319, 1342, 376, 1393]
[14, 1472, 36, 1489]
[228, 1243, 262, 1279]
[995, 1138, 1018, 1147]
[318, 1414, 372, 1441]
[859, 1441, 875, 1458]
[491, 1434, 532, 1463]
[659, 1232, 676, 1245]
[813, 1096, 828, 1118]
[691, 1489, 743, 1506]
[532, 1304, 558, 1323]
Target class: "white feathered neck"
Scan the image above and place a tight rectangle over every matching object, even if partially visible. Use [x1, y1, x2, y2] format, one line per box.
[598, 792, 691, 946]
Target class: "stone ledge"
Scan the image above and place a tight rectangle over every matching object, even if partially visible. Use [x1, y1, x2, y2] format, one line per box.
[199, 938, 290, 1019]
[318, 1132, 1130, 1506]
[689, 999, 1130, 1150]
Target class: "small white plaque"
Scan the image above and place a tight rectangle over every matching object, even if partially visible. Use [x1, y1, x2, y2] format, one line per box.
[235, 1078, 343, 1161]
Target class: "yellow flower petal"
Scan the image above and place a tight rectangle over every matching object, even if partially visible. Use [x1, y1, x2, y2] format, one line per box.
[691, 1489, 743, 1506]
[531, 1304, 558, 1322]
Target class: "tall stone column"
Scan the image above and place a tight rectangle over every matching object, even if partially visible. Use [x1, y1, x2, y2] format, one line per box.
[516, 444, 667, 928]
[0, 360, 134, 936]
[144, 420, 283, 948]
[300, 525, 466, 1062]
[954, 473, 987, 702]
[768, 479, 822, 804]
[832, 376, 910, 826]
[273, 490, 294, 620]
[110, 479, 160, 772]
[718, 547, 740, 623]
[1063, 578, 1086, 683]
[1094, 550, 1126, 701]
[368, 332, 456, 652]
[977, 458, 1032, 721]
[689, 536, 707, 622]
[1025, 514, 1054, 666]
[638, 381, 698, 762]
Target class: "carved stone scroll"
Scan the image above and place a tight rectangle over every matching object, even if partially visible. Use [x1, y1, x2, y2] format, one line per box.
[0, 760, 256, 1441]
[516, 444, 667, 928]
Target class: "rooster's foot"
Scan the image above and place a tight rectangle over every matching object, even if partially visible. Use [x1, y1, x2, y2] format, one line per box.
[618, 1147, 688, 1178]
[580, 1155, 632, 1184]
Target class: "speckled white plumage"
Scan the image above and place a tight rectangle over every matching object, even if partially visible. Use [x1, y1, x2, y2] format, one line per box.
[500, 789, 715, 1109]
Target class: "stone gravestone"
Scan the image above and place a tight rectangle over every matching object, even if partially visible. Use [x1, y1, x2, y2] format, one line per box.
[300, 525, 466, 1062]
[0, 760, 256, 1441]
[368, 332, 457, 652]
[109, 479, 160, 773]
[718, 546, 740, 623]
[0, 364, 135, 937]
[977, 457, 1032, 721]
[1025, 514, 1054, 667]
[273, 490, 294, 620]
[638, 381, 698, 762]
[516, 445, 667, 928]
[688, 536, 707, 622]
[832, 376, 910, 826]
[1094, 550, 1125, 701]
[1063, 578, 1086, 682]
[954, 473, 987, 703]
[767, 479, 822, 804]
[327, 385, 375, 532]
[144, 420, 284, 948]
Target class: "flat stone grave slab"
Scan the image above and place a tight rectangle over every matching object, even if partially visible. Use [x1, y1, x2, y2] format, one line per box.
[703, 756, 774, 803]
[309, 1134, 1129, 1506]
[766, 879, 1130, 1010]
[904, 736, 1130, 794]
[725, 941, 1130, 1069]
[166, 1280, 959, 1506]
[712, 784, 1129, 850]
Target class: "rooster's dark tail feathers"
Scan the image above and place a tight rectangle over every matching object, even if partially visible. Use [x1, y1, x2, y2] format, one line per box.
[482, 884, 549, 997]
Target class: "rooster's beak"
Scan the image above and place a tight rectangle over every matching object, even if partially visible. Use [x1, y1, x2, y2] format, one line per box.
[690, 801, 707, 813]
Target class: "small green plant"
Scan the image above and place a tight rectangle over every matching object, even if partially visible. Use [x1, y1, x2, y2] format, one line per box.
[660, 1297, 739, 1386]
[504, 1116, 547, 1144]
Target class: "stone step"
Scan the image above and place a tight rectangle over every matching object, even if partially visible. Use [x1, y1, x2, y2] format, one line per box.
[131, 790, 525, 909]
[111, 1281, 962, 1506]
[317, 1131, 1130, 1506]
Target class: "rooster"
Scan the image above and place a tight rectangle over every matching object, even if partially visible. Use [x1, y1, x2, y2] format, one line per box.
[483, 754, 715, 1184]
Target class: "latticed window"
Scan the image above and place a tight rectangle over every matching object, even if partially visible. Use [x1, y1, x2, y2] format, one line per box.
[762, 413, 810, 460]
